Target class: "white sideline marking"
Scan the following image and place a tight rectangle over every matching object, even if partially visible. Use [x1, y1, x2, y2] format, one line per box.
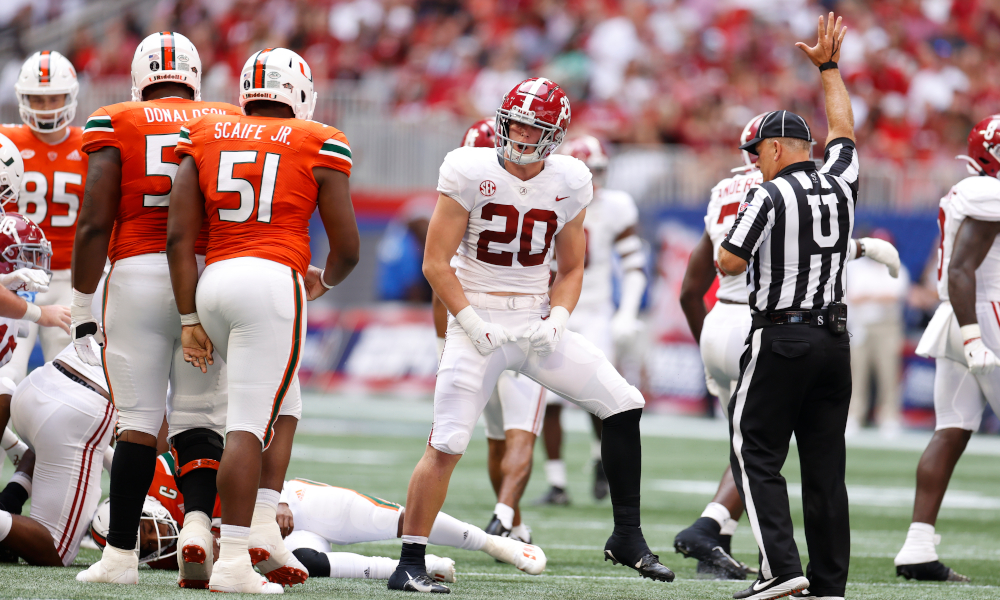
[652, 479, 1000, 510]
[290, 444, 398, 465]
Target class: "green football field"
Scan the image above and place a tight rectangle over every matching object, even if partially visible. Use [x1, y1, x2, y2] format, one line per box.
[3, 394, 1000, 599]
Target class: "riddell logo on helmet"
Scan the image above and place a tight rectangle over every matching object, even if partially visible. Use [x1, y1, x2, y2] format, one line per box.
[244, 92, 277, 100]
[151, 74, 184, 82]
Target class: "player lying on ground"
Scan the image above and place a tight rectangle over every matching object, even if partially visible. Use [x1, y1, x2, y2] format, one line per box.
[391, 77, 673, 594]
[894, 114, 1000, 584]
[674, 113, 901, 580]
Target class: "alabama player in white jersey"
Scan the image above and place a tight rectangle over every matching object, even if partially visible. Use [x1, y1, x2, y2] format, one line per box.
[390, 77, 673, 593]
[279, 478, 544, 580]
[894, 115, 1000, 583]
[674, 114, 901, 579]
[533, 135, 647, 506]
[436, 119, 544, 544]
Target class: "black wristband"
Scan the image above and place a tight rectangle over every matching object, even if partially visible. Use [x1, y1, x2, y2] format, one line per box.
[819, 61, 838, 72]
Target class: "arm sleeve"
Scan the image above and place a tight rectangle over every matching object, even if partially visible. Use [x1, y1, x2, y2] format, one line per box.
[315, 128, 352, 177]
[436, 154, 472, 210]
[721, 185, 774, 261]
[820, 137, 860, 195]
[81, 107, 121, 154]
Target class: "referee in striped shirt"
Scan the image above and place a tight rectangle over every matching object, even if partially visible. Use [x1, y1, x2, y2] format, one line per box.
[717, 14, 857, 600]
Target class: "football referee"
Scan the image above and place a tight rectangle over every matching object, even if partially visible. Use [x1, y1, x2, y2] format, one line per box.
[717, 13, 857, 600]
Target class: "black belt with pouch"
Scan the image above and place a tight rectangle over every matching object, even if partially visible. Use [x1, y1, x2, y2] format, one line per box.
[753, 302, 848, 335]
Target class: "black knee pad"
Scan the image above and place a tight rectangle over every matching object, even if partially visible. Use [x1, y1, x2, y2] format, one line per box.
[170, 428, 224, 475]
[292, 548, 329, 577]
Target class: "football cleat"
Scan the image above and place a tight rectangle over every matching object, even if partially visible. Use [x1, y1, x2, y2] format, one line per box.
[483, 535, 547, 575]
[177, 511, 213, 588]
[604, 531, 674, 582]
[593, 460, 609, 501]
[675, 518, 746, 580]
[604, 550, 675, 582]
[209, 558, 283, 594]
[249, 519, 309, 586]
[76, 545, 139, 584]
[484, 514, 510, 537]
[533, 486, 570, 506]
[792, 590, 844, 600]
[896, 560, 970, 582]
[733, 575, 809, 600]
[509, 523, 533, 544]
[425, 554, 456, 584]
[387, 567, 450, 593]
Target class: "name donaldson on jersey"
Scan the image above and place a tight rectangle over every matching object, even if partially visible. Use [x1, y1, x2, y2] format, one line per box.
[142, 106, 228, 124]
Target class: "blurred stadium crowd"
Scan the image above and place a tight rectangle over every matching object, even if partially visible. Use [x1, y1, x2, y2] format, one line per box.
[1, 0, 998, 164]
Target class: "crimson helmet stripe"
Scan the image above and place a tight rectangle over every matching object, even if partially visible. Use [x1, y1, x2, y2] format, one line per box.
[160, 32, 176, 71]
[253, 48, 275, 89]
[38, 51, 51, 85]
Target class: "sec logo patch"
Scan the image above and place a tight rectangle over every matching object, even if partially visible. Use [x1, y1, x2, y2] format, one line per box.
[480, 180, 496, 197]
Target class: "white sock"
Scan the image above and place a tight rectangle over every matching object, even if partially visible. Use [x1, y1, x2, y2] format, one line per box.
[427, 511, 487, 551]
[493, 503, 514, 530]
[218, 525, 251, 562]
[252, 489, 281, 525]
[590, 439, 602, 461]
[894, 522, 938, 565]
[0, 509, 11, 542]
[720, 519, 738, 537]
[326, 552, 396, 579]
[545, 460, 567, 488]
[8, 471, 31, 497]
[701, 502, 731, 530]
[510, 523, 531, 541]
[400, 535, 427, 546]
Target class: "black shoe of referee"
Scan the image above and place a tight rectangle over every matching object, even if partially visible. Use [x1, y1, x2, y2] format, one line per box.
[896, 560, 970, 582]
[675, 517, 746, 580]
[733, 574, 809, 600]
[603, 531, 674, 582]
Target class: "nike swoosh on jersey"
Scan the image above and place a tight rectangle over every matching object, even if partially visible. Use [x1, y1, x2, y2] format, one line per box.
[555, 196, 568, 202]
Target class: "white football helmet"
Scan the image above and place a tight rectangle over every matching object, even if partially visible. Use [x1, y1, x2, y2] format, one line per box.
[734, 113, 768, 173]
[90, 496, 180, 563]
[130, 31, 202, 102]
[239, 47, 316, 120]
[0, 133, 24, 207]
[14, 51, 79, 133]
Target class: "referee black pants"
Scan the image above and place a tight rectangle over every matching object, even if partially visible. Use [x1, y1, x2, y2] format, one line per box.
[728, 318, 852, 597]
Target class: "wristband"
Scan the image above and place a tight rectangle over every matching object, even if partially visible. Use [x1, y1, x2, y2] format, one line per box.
[455, 305, 482, 333]
[22, 302, 41, 323]
[320, 269, 335, 290]
[548, 305, 570, 326]
[819, 61, 838, 72]
[180, 312, 201, 326]
[961, 324, 982, 345]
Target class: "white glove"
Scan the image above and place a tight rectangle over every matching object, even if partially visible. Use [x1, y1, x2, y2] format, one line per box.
[962, 324, 1000, 375]
[524, 306, 570, 357]
[0, 268, 50, 292]
[859, 237, 900, 278]
[455, 306, 514, 356]
[71, 289, 104, 366]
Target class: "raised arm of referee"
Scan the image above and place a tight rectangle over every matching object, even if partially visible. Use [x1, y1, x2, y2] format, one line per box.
[715, 13, 857, 600]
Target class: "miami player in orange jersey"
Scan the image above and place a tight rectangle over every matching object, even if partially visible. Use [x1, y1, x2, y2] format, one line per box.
[72, 32, 243, 589]
[166, 47, 360, 593]
[0, 51, 84, 385]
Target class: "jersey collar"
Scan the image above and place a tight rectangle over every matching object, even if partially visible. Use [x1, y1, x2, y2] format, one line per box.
[775, 160, 816, 178]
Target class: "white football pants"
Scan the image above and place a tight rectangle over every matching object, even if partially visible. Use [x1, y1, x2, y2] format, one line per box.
[197, 257, 304, 446]
[432, 293, 644, 455]
[10, 362, 116, 565]
[545, 303, 615, 405]
[700, 301, 752, 403]
[933, 301, 1000, 431]
[103, 254, 227, 438]
[481, 371, 546, 440]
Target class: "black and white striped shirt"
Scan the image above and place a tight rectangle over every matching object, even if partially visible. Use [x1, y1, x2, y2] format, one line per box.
[721, 138, 860, 312]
